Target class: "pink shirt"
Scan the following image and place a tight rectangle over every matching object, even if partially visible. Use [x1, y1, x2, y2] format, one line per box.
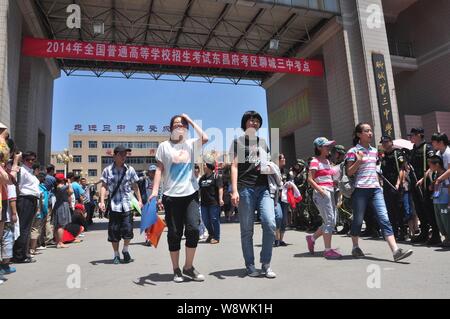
[309, 157, 335, 190]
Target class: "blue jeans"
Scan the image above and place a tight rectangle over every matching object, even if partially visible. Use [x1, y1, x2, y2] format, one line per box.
[201, 205, 221, 240]
[402, 191, 414, 222]
[274, 200, 288, 232]
[350, 188, 394, 237]
[238, 186, 276, 267]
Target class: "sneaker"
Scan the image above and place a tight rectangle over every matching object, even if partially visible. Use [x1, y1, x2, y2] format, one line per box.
[113, 256, 120, 265]
[182, 266, 205, 282]
[78, 233, 85, 238]
[36, 246, 47, 251]
[273, 240, 280, 247]
[122, 251, 132, 263]
[324, 249, 342, 260]
[246, 265, 260, 277]
[426, 236, 442, 246]
[261, 264, 276, 279]
[352, 247, 365, 258]
[393, 248, 413, 262]
[279, 241, 288, 247]
[306, 235, 315, 254]
[210, 239, 219, 244]
[173, 268, 184, 283]
[205, 236, 212, 243]
[0, 265, 16, 275]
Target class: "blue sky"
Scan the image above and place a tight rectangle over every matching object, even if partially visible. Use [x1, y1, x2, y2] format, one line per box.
[52, 74, 268, 151]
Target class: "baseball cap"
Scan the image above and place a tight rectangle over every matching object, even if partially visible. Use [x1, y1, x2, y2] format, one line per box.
[55, 173, 65, 180]
[313, 137, 336, 148]
[296, 158, 306, 166]
[148, 164, 157, 171]
[74, 203, 85, 211]
[379, 135, 393, 143]
[113, 145, 131, 154]
[0, 122, 7, 129]
[410, 127, 424, 135]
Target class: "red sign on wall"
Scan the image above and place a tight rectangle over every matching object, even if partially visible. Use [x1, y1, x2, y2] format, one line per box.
[22, 37, 324, 76]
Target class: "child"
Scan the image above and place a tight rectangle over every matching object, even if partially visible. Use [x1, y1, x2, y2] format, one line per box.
[428, 155, 450, 247]
[306, 137, 341, 259]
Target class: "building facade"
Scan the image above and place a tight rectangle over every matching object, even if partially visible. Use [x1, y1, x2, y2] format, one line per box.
[51, 133, 169, 183]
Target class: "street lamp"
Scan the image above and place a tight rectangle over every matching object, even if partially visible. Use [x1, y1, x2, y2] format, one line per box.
[57, 148, 73, 176]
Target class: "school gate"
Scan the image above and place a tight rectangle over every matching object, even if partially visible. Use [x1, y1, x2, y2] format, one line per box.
[1, 0, 449, 165]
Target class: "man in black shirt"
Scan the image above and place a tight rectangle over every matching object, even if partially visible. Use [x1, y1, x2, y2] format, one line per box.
[199, 163, 224, 244]
[408, 128, 441, 245]
[380, 136, 406, 240]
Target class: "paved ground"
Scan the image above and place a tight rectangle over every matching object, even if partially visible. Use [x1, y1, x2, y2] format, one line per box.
[1, 217, 450, 299]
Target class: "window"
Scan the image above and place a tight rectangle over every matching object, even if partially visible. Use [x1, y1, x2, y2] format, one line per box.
[88, 169, 97, 177]
[102, 157, 114, 165]
[73, 170, 81, 176]
[102, 141, 159, 149]
[73, 141, 82, 148]
[73, 155, 82, 163]
[89, 141, 97, 148]
[88, 155, 97, 163]
[101, 156, 155, 165]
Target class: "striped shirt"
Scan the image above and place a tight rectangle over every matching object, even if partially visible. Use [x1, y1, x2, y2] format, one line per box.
[101, 163, 139, 212]
[309, 157, 335, 190]
[345, 144, 380, 189]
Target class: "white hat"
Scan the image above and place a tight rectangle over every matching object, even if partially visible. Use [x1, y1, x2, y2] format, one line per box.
[0, 122, 7, 129]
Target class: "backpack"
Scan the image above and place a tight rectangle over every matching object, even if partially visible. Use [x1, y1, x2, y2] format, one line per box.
[338, 162, 354, 199]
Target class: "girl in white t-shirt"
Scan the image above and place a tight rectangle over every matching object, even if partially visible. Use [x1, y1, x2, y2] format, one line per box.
[149, 114, 208, 283]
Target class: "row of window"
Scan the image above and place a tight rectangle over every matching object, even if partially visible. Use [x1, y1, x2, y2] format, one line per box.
[73, 141, 159, 149]
[56, 169, 98, 177]
[101, 156, 157, 165]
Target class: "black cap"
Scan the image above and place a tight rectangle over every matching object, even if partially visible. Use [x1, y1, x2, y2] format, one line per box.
[410, 127, 424, 135]
[379, 135, 392, 143]
[113, 145, 131, 154]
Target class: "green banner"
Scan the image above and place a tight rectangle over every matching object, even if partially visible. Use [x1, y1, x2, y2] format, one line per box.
[269, 89, 310, 137]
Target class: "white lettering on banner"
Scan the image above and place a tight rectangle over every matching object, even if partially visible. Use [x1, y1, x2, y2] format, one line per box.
[107, 45, 117, 57]
[250, 56, 258, 68]
[241, 55, 249, 67]
[172, 49, 181, 62]
[303, 61, 311, 72]
[212, 52, 221, 65]
[222, 53, 230, 65]
[140, 47, 150, 60]
[96, 44, 106, 56]
[73, 43, 83, 55]
[231, 54, 239, 66]
[162, 49, 171, 61]
[286, 59, 294, 70]
[276, 58, 286, 69]
[182, 50, 191, 63]
[294, 60, 302, 71]
[84, 43, 94, 55]
[202, 52, 211, 64]
[192, 51, 201, 64]
[366, 4, 382, 29]
[268, 58, 276, 69]
[118, 46, 128, 58]
[151, 48, 160, 60]
[129, 47, 139, 59]
[259, 56, 268, 68]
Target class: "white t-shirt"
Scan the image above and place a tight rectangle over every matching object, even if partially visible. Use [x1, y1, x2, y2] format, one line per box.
[437, 146, 450, 170]
[156, 138, 201, 197]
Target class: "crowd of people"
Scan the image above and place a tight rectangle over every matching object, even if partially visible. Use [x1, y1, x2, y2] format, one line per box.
[1, 112, 449, 284]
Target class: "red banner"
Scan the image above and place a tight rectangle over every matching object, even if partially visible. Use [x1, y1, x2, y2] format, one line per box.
[22, 37, 324, 76]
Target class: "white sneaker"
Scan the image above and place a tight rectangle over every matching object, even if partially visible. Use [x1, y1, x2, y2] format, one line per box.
[36, 246, 47, 251]
[261, 264, 276, 279]
[173, 268, 184, 283]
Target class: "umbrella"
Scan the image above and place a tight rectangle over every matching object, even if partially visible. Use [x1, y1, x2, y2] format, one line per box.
[393, 139, 414, 150]
[140, 198, 157, 234]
